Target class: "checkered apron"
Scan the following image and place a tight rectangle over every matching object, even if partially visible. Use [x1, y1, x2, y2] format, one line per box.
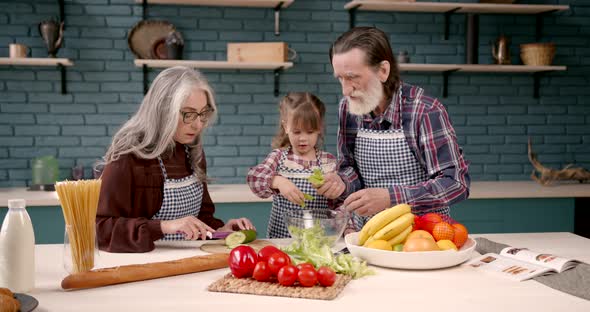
[268, 148, 329, 238]
[152, 146, 203, 241]
[351, 88, 450, 230]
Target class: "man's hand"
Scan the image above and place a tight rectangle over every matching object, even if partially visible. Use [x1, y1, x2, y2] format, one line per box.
[161, 216, 214, 240]
[272, 175, 305, 206]
[315, 172, 346, 199]
[343, 188, 391, 216]
[218, 218, 256, 232]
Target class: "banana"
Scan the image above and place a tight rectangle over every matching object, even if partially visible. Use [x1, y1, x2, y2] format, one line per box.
[387, 225, 413, 247]
[358, 203, 411, 245]
[371, 212, 415, 241]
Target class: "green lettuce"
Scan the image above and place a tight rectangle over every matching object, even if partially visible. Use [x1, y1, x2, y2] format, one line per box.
[300, 193, 315, 208]
[283, 224, 374, 279]
[307, 168, 325, 187]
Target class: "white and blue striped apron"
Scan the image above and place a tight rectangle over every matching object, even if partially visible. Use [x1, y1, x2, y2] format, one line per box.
[152, 145, 203, 241]
[352, 88, 450, 230]
[268, 148, 329, 238]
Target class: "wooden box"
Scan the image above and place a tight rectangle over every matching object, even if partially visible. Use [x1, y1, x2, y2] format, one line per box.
[227, 42, 288, 63]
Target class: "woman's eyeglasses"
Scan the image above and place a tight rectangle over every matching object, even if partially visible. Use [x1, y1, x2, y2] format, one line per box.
[180, 106, 214, 124]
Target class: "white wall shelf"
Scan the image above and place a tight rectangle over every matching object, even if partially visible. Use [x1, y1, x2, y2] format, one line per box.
[399, 63, 567, 97]
[0, 57, 74, 94]
[135, 59, 293, 96]
[344, 1, 569, 14]
[399, 64, 566, 73]
[138, 0, 293, 8]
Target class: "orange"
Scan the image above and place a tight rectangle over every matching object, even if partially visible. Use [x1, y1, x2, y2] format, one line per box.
[452, 223, 469, 248]
[416, 213, 443, 234]
[432, 222, 454, 242]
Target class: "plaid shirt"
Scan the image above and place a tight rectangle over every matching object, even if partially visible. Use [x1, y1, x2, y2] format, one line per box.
[337, 82, 470, 213]
[247, 148, 338, 199]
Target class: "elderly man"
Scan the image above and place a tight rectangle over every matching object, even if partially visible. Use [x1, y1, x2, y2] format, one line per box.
[316, 27, 470, 230]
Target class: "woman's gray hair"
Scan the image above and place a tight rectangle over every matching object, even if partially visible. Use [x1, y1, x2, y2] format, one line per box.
[102, 66, 217, 181]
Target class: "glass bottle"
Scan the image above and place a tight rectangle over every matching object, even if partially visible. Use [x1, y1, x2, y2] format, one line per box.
[0, 199, 35, 292]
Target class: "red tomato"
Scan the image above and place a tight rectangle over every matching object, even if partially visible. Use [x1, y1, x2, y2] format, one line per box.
[257, 245, 283, 263]
[316, 266, 336, 287]
[277, 265, 298, 286]
[297, 268, 318, 287]
[296, 262, 315, 271]
[267, 252, 291, 276]
[252, 261, 272, 282]
[228, 245, 258, 278]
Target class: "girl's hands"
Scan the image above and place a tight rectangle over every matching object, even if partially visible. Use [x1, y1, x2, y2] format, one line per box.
[161, 216, 214, 240]
[218, 218, 256, 232]
[315, 172, 346, 199]
[272, 175, 305, 206]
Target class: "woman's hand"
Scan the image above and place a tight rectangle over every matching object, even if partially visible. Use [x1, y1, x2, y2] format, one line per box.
[272, 175, 305, 206]
[218, 218, 256, 232]
[315, 172, 346, 199]
[161, 216, 214, 240]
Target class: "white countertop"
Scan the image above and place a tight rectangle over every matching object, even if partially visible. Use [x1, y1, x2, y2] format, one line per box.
[25, 232, 590, 311]
[1, 181, 589, 207]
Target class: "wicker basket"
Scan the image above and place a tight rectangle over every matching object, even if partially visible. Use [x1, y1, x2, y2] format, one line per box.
[520, 42, 556, 66]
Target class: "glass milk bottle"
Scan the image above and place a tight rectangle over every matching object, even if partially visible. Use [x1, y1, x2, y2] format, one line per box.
[0, 199, 36, 292]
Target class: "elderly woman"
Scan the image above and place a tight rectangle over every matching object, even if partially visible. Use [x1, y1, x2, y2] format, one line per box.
[96, 66, 254, 253]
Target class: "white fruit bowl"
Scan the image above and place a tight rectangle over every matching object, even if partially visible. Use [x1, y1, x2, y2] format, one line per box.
[344, 232, 477, 270]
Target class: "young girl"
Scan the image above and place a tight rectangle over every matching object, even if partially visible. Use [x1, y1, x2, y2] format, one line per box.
[247, 92, 338, 238]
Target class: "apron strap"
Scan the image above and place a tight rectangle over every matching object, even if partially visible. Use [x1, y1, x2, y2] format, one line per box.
[157, 144, 193, 180]
[156, 156, 168, 180]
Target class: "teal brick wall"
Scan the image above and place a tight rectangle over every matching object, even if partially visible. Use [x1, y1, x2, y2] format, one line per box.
[0, 0, 589, 186]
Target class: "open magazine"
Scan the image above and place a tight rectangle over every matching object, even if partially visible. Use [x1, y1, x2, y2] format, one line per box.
[464, 246, 580, 281]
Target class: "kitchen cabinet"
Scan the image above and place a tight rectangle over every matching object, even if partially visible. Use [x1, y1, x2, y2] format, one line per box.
[344, 1, 570, 98]
[134, 0, 295, 95]
[3, 181, 588, 243]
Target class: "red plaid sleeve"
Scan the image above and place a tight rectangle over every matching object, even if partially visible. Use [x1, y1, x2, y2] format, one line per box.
[247, 149, 282, 198]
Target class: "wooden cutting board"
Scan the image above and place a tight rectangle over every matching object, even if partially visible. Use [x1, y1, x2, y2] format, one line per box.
[200, 239, 274, 254]
[208, 273, 352, 300]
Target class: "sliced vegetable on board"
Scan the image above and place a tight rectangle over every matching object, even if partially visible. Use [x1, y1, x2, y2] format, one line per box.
[225, 229, 257, 248]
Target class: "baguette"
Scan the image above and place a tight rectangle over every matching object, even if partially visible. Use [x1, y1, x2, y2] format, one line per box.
[61, 253, 228, 290]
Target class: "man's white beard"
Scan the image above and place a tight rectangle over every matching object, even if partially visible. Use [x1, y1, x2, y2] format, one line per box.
[347, 75, 384, 116]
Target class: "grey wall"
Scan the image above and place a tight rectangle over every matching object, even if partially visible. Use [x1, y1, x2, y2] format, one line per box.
[0, 0, 589, 187]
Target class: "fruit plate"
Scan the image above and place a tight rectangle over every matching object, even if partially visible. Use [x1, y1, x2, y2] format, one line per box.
[344, 232, 477, 270]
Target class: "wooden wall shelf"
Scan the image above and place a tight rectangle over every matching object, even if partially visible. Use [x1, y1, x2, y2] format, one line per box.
[0, 57, 73, 67]
[135, 59, 293, 96]
[0, 57, 73, 94]
[138, 0, 293, 8]
[399, 64, 566, 73]
[344, 1, 569, 15]
[135, 59, 292, 70]
[137, 0, 294, 35]
[345, 1, 569, 41]
[399, 63, 566, 98]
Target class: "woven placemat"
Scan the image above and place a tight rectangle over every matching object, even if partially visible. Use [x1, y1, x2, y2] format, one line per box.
[200, 239, 275, 254]
[208, 273, 352, 300]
